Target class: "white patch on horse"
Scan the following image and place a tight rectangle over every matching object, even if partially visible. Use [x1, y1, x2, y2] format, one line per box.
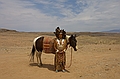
[66, 35, 70, 43]
[33, 36, 42, 47]
[76, 46, 78, 50]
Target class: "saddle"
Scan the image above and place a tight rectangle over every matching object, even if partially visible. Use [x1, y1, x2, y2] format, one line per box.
[43, 37, 56, 54]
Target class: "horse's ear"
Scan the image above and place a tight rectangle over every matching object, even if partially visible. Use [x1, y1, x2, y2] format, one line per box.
[71, 35, 73, 37]
[63, 29, 66, 34]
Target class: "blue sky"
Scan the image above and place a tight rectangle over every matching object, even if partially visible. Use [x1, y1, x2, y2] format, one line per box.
[0, 0, 120, 32]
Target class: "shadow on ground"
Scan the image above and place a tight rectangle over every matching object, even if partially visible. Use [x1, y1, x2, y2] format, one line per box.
[29, 63, 70, 73]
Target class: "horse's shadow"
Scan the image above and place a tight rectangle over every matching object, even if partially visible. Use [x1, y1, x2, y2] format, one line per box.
[29, 63, 54, 71]
[29, 63, 70, 73]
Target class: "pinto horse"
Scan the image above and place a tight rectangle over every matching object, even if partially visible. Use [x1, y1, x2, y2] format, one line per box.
[30, 35, 78, 66]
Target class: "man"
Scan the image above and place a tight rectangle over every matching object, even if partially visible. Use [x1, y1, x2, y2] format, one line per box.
[54, 27, 66, 39]
[54, 30, 67, 72]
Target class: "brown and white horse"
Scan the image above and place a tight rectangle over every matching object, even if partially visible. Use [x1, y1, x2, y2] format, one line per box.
[30, 35, 78, 66]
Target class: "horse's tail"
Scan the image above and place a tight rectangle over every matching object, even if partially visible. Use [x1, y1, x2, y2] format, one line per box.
[30, 45, 35, 62]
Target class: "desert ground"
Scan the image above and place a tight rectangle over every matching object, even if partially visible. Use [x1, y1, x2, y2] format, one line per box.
[0, 30, 120, 79]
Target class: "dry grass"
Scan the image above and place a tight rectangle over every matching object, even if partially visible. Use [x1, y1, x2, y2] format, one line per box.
[0, 31, 120, 79]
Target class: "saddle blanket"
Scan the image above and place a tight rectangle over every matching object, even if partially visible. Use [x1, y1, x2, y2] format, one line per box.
[43, 37, 56, 54]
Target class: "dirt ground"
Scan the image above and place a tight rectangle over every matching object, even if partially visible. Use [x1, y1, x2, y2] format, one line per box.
[0, 31, 120, 79]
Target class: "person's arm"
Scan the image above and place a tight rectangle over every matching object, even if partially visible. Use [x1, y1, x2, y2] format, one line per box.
[54, 39, 59, 52]
[63, 39, 67, 52]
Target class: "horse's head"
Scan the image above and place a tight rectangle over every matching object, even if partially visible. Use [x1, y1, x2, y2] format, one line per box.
[69, 35, 78, 51]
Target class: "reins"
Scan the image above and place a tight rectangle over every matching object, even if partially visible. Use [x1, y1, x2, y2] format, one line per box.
[66, 47, 73, 68]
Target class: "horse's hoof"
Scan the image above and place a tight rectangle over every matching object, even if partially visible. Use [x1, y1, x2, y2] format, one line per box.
[38, 64, 42, 67]
[62, 69, 66, 72]
[40, 63, 43, 66]
[29, 58, 34, 62]
[38, 64, 40, 66]
[55, 70, 58, 73]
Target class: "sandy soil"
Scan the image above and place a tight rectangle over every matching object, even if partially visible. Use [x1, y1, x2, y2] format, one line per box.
[0, 32, 120, 79]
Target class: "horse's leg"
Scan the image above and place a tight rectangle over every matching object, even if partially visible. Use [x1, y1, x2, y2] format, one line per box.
[38, 51, 43, 66]
[36, 52, 39, 66]
[36, 51, 42, 66]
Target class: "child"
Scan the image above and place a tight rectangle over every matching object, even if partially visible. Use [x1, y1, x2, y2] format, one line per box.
[54, 31, 67, 72]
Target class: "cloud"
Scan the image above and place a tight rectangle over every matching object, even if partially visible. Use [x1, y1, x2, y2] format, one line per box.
[63, 0, 120, 31]
[0, 0, 120, 32]
[0, 0, 59, 31]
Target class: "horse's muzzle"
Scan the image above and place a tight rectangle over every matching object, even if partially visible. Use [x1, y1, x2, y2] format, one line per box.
[74, 46, 78, 51]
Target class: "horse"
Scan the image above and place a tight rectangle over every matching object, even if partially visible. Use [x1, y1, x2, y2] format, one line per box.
[30, 34, 78, 66]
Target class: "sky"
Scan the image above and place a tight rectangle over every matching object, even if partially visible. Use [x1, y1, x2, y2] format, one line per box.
[0, 0, 120, 32]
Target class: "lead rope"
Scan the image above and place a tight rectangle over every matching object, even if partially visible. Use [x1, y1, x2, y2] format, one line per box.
[66, 47, 72, 68]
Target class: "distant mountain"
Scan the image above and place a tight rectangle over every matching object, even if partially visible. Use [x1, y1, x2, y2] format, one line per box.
[0, 28, 17, 32]
[103, 29, 120, 33]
